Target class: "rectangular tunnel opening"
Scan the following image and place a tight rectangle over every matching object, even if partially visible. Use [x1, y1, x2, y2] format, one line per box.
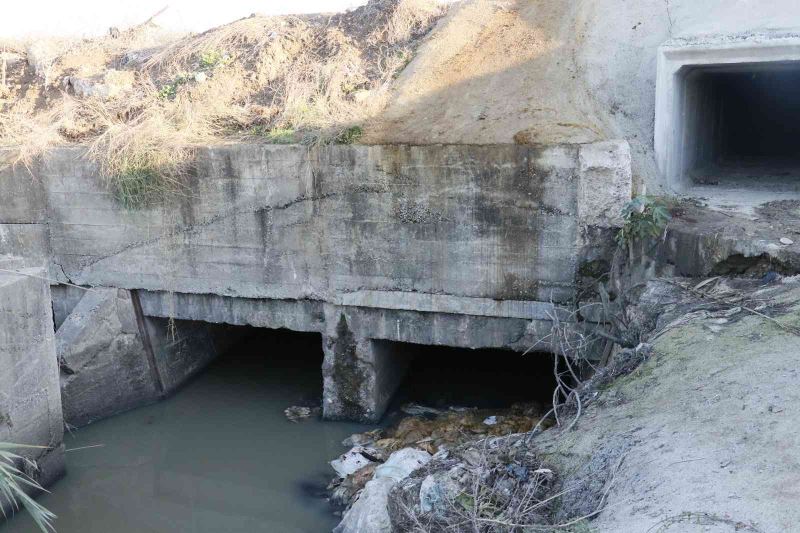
[681, 61, 800, 189]
[208, 327, 327, 410]
[387, 344, 559, 414]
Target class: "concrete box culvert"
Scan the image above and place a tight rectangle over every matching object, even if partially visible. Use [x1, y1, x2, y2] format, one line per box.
[655, 34, 800, 194]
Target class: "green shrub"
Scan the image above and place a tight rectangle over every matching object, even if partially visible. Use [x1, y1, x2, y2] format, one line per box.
[198, 50, 230, 70]
[251, 126, 297, 144]
[334, 125, 363, 145]
[616, 196, 672, 246]
[157, 74, 189, 100]
[110, 162, 167, 209]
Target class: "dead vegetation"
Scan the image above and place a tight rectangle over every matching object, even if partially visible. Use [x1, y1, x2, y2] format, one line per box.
[0, 0, 446, 205]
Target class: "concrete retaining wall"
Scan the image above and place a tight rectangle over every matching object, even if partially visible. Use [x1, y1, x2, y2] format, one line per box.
[4, 142, 629, 305]
[0, 257, 65, 514]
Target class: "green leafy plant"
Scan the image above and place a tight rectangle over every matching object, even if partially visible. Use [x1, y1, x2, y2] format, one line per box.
[251, 126, 296, 144]
[616, 196, 672, 246]
[157, 74, 189, 100]
[334, 125, 363, 145]
[0, 443, 56, 532]
[198, 50, 230, 70]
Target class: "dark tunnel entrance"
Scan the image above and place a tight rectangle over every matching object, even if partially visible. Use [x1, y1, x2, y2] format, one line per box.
[387, 343, 558, 414]
[681, 61, 800, 188]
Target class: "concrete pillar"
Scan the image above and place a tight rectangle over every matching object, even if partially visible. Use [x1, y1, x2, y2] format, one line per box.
[0, 258, 65, 515]
[322, 314, 410, 423]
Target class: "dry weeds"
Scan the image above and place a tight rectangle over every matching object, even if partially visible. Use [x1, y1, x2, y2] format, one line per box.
[0, 0, 446, 205]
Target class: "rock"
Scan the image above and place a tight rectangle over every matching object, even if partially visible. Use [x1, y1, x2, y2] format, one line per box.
[400, 403, 442, 416]
[64, 69, 135, 99]
[334, 448, 431, 533]
[331, 447, 377, 478]
[342, 428, 383, 447]
[330, 462, 378, 507]
[333, 477, 395, 533]
[780, 237, 795, 245]
[419, 466, 464, 514]
[374, 448, 431, 482]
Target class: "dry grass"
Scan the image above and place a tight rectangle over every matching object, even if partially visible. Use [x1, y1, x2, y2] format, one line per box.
[0, 0, 447, 205]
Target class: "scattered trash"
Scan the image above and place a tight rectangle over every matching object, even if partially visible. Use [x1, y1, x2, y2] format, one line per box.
[762, 271, 781, 285]
[284, 405, 320, 422]
[780, 237, 794, 245]
[331, 447, 378, 478]
[483, 415, 498, 426]
[400, 403, 443, 417]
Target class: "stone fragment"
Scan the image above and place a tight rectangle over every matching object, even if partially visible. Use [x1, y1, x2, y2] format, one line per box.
[374, 448, 431, 482]
[334, 448, 431, 533]
[331, 447, 377, 478]
[64, 69, 135, 99]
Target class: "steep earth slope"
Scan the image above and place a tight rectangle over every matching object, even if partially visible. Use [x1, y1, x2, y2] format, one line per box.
[536, 280, 800, 532]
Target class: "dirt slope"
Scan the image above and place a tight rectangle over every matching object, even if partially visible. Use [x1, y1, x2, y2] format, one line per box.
[363, 0, 612, 146]
[537, 281, 800, 533]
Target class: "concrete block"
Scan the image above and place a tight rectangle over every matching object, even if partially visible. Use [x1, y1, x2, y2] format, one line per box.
[578, 140, 632, 227]
[0, 265, 65, 514]
[57, 288, 160, 427]
[51, 284, 87, 331]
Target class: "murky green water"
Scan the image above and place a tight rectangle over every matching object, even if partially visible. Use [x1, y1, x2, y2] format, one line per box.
[4, 331, 370, 533]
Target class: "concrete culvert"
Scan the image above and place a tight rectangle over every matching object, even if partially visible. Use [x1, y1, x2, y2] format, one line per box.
[387, 344, 559, 413]
[680, 62, 800, 188]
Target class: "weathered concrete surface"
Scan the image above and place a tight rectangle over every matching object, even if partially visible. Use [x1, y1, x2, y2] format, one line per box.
[56, 288, 245, 427]
[57, 288, 160, 427]
[0, 162, 52, 268]
[654, 200, 800, 278]
[15, 142, 627, 305]
[321, 318, 412, 423]
[0, 258, 65, 515]
[1, 142, 629, 423]
[142, 316, 244, 395]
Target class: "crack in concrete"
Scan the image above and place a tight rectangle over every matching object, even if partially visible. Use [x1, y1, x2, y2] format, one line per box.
[664, 0, 674, 37]
[72, 189, 351, 273]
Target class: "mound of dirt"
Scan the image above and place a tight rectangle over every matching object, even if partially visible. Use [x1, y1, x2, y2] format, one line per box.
[534, 279, 800, 532]
[362, 0, 612, 146]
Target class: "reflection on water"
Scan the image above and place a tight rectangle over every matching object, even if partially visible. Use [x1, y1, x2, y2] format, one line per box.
[3, 331, 371, 533]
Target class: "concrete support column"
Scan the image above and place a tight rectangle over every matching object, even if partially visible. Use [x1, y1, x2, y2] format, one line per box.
[0, 258, 65, 515]
[322, 313, 410, 423]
